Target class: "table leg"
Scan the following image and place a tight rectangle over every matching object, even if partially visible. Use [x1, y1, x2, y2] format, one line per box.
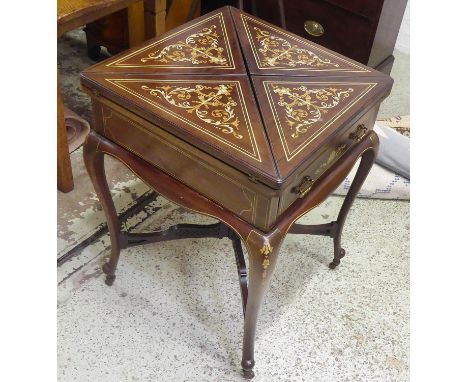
[57, 77, 74, 193]
[329, 140, 379, 269]
[83, 138, 124, 286]
[241, 229, 285, 379]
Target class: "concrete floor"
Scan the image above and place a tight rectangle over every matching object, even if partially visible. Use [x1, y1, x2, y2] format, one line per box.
[58, 195, 409, 382]
[58, 27, 410, 382]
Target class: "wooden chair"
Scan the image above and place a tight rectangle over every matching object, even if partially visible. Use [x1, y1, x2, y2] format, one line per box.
[57, 0, 166, 192]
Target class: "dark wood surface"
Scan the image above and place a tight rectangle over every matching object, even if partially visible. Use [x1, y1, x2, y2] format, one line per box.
[81, 6, 392, 228]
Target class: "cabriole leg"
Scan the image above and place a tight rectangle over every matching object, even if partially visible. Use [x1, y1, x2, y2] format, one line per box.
[83, 138, 123, 286]
[241, 230, 284, 379]
[330, 147, 377, 269]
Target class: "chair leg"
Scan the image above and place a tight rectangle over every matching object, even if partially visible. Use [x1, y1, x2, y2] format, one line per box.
[57, 75, 74, 193]
[83, 139, 123, 286]
[128, 0, 145, 47]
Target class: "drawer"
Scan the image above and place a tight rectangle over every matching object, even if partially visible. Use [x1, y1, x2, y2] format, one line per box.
[277, 104, 379, 216]
[285, 0, 375, 63]
[92, 98, 280, 231]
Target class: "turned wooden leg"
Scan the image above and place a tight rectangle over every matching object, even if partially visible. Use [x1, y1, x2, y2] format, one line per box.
[83, 138, 123, 286]
[241, 229, 284, 379]
[329, 142, 378, 269]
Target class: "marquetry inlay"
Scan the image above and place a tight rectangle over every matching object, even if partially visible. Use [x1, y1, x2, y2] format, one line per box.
[105, 13, 235, 70]
[81, 6, 391, 188]
[141, 83, 243, 139]
[241, 14, 370, 73]
[105, 79, 262, 162]
[263, 81, 377, 160]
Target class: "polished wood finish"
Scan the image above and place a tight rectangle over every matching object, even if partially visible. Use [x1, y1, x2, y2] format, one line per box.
[81, 7, 389, 377]
[81, 6, 392, 228]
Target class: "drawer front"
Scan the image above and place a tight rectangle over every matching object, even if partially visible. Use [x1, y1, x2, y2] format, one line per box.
[93, 100, 279, 231]
[277, 105, 379, 216]
[285, 0, 375, 64]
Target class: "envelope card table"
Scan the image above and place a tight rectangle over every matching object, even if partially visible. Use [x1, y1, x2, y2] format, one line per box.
[81, 6, 392, 378]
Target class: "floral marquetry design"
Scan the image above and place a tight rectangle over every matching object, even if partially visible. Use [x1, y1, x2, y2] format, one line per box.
[140, 25, 229, 66]
[141, 83, 243, 139]
[254, 27, 340, 69]
[272, 85, 354, 138]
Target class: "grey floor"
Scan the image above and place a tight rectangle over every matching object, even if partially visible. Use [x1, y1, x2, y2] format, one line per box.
[58, 28, 410, 382]
[58, 196, 409, 382]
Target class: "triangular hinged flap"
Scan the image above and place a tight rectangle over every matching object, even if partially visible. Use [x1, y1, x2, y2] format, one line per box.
[84, 7, 246, 75]
[81, 72, 279, 185]
[251, 76, 392, 178]
[229, 6, 375, 76]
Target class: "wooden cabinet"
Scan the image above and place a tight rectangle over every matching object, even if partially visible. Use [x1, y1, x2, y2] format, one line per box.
[203, 0, 408, 73]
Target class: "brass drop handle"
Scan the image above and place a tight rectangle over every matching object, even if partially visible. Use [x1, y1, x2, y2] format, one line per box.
[349, 124, 368, 141]
[304, 20, 324, 37]
[293, 176, 315, 198]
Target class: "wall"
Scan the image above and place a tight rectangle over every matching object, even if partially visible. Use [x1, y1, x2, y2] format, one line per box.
[395, 0, 410, 53]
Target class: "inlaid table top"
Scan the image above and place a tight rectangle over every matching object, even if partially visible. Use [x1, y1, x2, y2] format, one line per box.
[81, 6, 392, 189]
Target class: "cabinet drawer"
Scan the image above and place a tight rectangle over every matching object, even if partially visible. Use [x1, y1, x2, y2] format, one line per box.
[285, 0, 375, 63]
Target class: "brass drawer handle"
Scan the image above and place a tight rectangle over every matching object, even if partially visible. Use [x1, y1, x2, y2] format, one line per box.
[293, 176, 315, 198]
[304, 20, 324, 37]
[349, 124, 368, 141]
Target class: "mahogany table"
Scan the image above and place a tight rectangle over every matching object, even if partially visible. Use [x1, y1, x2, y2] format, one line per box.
[81, 6, 392, 378]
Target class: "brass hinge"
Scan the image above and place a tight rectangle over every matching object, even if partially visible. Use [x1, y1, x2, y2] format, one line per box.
[349, 124, 368, 141]
[293, 176, 314, 198]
